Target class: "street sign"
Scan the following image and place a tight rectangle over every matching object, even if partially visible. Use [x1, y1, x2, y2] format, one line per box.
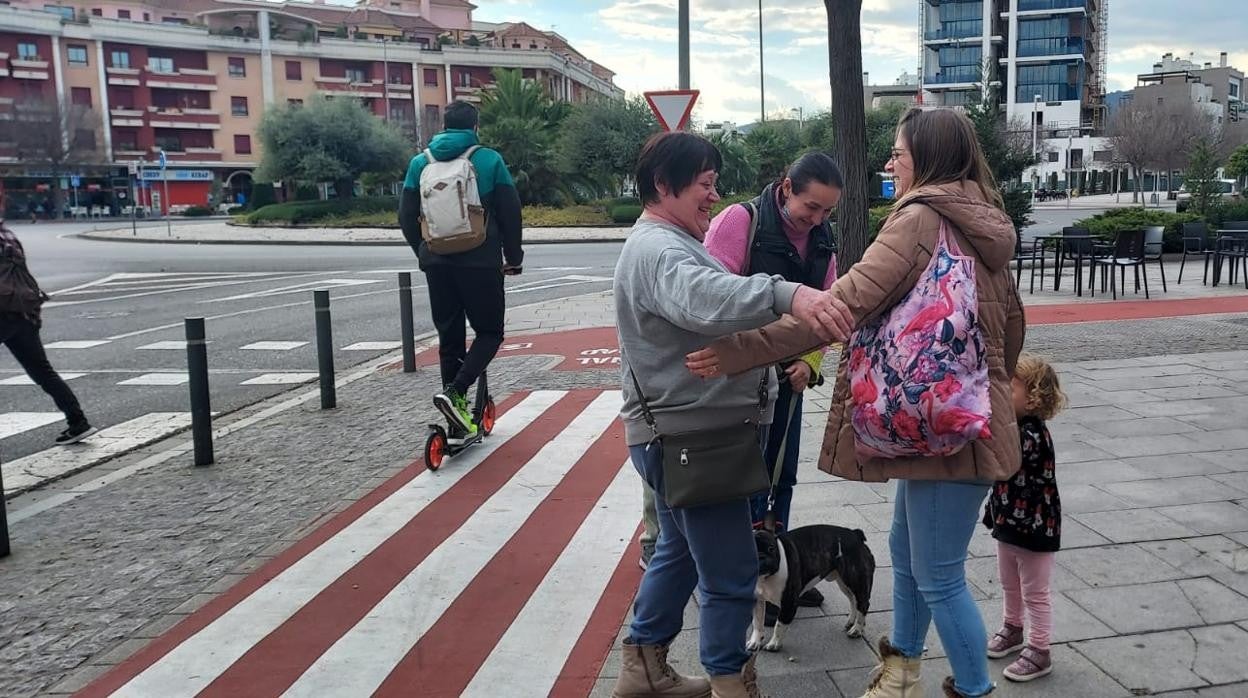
[158, 149, 167, 170]
[644, 90, 699, 132]
[70, 175, 80, 188]
[128, 163, 138, 175]
[59, 178, 69, 190]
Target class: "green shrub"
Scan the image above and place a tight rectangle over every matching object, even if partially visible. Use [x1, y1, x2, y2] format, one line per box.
[244, 196, 398, 225]
[869, 205, 892, 239]
[610, 204, 642, 224]
[1073, 207, 1199, 253]
[1209, 198, 1248, 228]
[226, 205, 245, 215]
[181, 205, 213, 217]
[711, 193, 753, 216]
[521, 205, 612, 226]
[607, 196, 640, 209]
[294, 184, 320, 202]
[250, 183, 276, 210]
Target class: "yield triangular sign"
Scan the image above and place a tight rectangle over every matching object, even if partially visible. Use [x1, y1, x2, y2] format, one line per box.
[644, 90, 699, 131]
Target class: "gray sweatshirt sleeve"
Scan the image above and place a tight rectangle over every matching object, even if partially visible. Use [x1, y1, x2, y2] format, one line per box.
[644, 247, 801, 336]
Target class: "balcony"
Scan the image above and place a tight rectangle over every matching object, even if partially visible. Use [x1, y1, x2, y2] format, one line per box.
[110, 108, 145, 127]
[159, 148, 223, 162]
[147, 107, 221, 129]
[1017, 37, 1085, 58]
[10, 56, 49, 80]
[315, 76, 385, 98]
[924, 26, 983, 42]
[144, 68, 217, 91]
[1017, 0, 1087, 12]
[107, 67, 142, 86]
[386, 81, 414, 99]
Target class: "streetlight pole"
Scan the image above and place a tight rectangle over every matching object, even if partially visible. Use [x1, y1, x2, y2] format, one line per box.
[758, 0, 765, 122]
[381, 36, 391, 123]
[678, 0, 689, 90]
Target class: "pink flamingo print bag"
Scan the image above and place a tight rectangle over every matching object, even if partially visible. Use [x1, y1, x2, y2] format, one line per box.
[846, 218, 992, 459]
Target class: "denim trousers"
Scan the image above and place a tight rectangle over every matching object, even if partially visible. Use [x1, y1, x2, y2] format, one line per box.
[749, 380, 802, 529]
[890, 479, 993, 697]
[627, 431, 766, 676]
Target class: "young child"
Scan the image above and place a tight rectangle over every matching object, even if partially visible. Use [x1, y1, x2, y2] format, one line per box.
[983, 353, 1067, 682]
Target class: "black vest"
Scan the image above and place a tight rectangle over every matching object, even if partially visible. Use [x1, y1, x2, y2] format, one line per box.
[743, 183, 835, 289]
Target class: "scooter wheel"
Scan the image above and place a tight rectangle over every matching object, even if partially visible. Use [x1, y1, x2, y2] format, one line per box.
[481, 399, 497, 436]
[424, 427, 448, 471]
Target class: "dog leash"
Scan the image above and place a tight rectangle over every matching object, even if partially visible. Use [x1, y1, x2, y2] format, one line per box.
[762, 364, 793, 534]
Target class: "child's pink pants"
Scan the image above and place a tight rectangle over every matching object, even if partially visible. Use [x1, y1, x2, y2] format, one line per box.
[997, 540, 1055, 650]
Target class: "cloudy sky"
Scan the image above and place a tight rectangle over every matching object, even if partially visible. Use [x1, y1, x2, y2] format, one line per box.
[472, 0, 1248, 125]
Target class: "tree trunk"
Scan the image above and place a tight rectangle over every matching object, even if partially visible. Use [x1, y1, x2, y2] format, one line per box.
[825, 0, 869, 275]
[334, 177, 355, 200]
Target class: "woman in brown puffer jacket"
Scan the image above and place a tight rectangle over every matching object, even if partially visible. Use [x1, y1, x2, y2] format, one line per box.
[687, 108, 1026, 698]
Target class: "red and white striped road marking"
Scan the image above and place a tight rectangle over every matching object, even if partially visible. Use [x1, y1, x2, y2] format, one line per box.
[79, 389, 643, 698]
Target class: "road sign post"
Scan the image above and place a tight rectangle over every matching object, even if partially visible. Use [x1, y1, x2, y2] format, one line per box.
[159, 150, 171, 237]
[643, 90, 699, 132]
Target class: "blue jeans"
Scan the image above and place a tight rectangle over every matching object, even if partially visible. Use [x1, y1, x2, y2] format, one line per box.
[750, 381, 802, 529]
[890, 479, 993, 697]
[627, 438, 760, 676]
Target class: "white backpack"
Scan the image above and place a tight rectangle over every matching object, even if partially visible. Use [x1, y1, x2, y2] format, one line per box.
[418, 145, 488, 254]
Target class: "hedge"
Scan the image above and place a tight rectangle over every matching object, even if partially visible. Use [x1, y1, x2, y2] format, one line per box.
[610, 204, 642, 224]
[181, 205, 213, 217]
[1072, 208, 1200, 253]
[243, 196, 399, 225]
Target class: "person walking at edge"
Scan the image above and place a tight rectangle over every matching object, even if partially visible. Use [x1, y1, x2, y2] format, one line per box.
[399, 101, 523, 443]
[0, 215, 96, 445]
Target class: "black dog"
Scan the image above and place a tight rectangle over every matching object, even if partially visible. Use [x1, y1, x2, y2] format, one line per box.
[749, 524, 876, 652]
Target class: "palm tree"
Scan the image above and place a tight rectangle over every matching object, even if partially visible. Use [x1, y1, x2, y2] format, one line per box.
[709, 132, 758, 196]
[824, 0, 870, 271]
[478, 69, 571, 204]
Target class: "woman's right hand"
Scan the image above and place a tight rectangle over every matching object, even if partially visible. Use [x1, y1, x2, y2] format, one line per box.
[685, 347, 721, 379]
[791, 286, 853, 343]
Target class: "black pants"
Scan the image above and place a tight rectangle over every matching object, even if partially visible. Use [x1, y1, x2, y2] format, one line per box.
[0, 315, 86, 426]
[424, 266, 505, 396]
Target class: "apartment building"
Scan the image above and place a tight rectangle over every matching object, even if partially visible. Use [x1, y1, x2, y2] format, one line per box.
[0, 0, 621, 214]
[1131, 52, 1244, 126]
[920, 0, 1107, 133]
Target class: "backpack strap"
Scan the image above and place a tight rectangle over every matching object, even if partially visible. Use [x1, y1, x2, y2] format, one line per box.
[422, 147, 435, 163]
[459, 145, 482, 162]
[741, 201, 759, 272]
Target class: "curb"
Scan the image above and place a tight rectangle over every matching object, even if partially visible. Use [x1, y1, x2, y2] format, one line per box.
[73, 232, 628, 246]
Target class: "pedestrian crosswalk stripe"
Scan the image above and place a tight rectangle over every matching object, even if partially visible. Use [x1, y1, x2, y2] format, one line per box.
[96, 391, 570, 698]
[0, 373, 86, 385]
[136, 341, 191, 350]
[0, 412, 64, 439]
[240, 341, 308, 351]
[240, 373, 319, 385]
[342, 341, 402, 351]
[1, 413, 193, 496]
[44, 340, 111, 349]
[117, 373, 189, 386]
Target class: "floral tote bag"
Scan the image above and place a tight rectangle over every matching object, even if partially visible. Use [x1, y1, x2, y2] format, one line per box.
[846, 218, 992, 459]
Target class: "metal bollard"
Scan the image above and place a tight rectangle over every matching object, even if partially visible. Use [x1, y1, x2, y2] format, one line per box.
[185, 318, 214, 466]
[399, 272, 416, 373]
[314, 290, 336, 409]
[1, 466, 10, 558]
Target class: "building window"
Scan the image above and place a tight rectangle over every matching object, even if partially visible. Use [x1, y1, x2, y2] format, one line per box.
[163, 17, 189, 25]
[417, 38, 430, 49]
[345, 67, 367, 83]
[110, 51, 130, 69]
[285, 60, 302, 81]
[71, 87, 92, 106]
[529, 42, 538, 49]
[228, 57, 246, 78]
[231, 96, 249, 116]
[148, 56, 174, 74]
[1047, 152, 1059, 163]
[288, 98, 303, 106]
[143, 12, 150, 21]
[423, 68, 438, 87]
[67, 44, 88, 66]
[390, 1, 400, 6]
[459, 71, 471, 87]
[91, 8, 101, 15]
[118, 9, 130, 19]
[512, 43, 520, 48]
[17, 42, 38, 60]
[111, 87, 135, 109]
[234, 134, 252, 154]
[155, 134, 183, 152]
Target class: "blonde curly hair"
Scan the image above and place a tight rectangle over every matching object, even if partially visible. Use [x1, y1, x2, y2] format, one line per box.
[1014, 353, 1067, 421]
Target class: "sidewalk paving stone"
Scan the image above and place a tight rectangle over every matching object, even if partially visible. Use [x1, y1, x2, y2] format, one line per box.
[1067, 578, 1248, 633]
[1061, 543, 1187, 587]
[1073, 624, 1248, 693]
[1102, 475, 1248, 507]
[1156, 501, 1248, 535]
[1070, 508, 1200, 543]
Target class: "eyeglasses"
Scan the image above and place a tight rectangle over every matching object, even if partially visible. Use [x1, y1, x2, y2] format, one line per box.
[889, 149, 907, 161]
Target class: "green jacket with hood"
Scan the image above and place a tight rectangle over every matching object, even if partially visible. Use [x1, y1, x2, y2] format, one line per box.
[399, 128, 524, 270]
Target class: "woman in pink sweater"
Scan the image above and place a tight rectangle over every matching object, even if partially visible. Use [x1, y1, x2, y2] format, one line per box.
[706, 152, 842, 608]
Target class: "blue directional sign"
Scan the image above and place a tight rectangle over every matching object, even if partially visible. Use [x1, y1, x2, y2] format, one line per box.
[70, 175, 80, 188]
[882, 179, 896, 199]
[158, 149, 167, 170]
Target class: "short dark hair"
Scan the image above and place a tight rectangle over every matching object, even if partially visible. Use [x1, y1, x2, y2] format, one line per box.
[784, 152, 844, 194]
[444, 101, 479, 130]
[635, 132, 722, 206]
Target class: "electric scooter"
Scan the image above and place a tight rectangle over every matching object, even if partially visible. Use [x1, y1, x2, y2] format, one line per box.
[423, 372, 496, 471]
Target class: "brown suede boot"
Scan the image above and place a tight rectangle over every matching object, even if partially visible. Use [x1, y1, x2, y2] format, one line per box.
[708, 652, 760, 698]
[942, 675, 995, 697]
[858, 637, 922, 698]
[611, 638, 711, 698]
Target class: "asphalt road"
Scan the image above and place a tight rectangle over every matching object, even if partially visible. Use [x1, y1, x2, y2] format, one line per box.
[2, 220, 622, 462]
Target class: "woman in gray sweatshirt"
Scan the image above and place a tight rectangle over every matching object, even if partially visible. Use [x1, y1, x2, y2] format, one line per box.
[610, 131, 849, 698]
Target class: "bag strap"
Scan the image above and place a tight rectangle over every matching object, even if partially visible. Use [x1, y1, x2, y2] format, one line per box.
[422, 148, 435, 163]
[628, 363, 769, 439]
[459, 145, 481, 163]
[741, 202, 758, 272]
